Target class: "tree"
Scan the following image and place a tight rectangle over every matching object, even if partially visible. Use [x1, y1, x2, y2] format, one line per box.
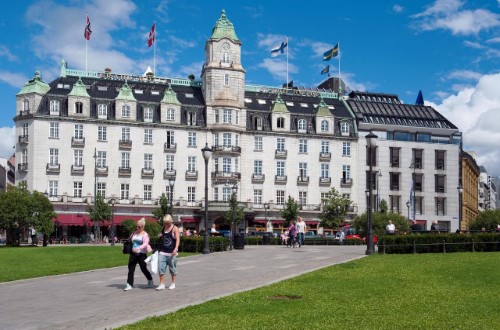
[379, 199, 388, 214]
[31, 190, 58, 246]
[152, 193, 171, 224]
[224, 192, 244, 235]
[352, 212, 410, 237]
[87, 193, 112, 239]
[281, 195, 300, 227]
[319, 188, 351, 229]
[470, 209, 500, 231]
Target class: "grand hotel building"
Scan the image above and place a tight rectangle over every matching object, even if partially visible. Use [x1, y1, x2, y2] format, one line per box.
[14, 11, 461, 238]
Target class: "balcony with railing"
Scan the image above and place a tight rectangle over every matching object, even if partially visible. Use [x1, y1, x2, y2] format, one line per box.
[163, 169, 176, 179]
[46, 163, 61, 174]
[319, 177, 331, 186]
[119, 139, 132, 149]
[211, 171, 241, 184]
[96, 166, 108, 176]
[275, 150, 287, 159]
[185, 170, 198, 180]
[319, 152, 331, 161]
[71, 137, 85, 147]
[18, 163, 28, 171]
[164, 142, 177, 152]
[141, 168, 154, 178]
[252, 173, 265, 183]
[118, 167, 131, 176]
[340, 178, 353, 187]
[18, 135, 29, 144]
[71, 165, 84, 175]
[212, 145, 242, 154]
[297, 176, 309, 185]
[275, 175, 287, 184]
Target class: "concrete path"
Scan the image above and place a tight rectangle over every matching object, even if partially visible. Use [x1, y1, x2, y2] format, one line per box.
[0, 245, 366, 330]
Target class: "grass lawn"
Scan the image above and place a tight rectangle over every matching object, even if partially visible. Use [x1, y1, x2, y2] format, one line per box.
[119, 253, 500, 330]
[0, 246, 193, 282]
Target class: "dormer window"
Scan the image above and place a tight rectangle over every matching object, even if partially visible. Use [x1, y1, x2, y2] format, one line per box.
[50, 100, 60, 115]
[298, 119, 306, 133]
[75, 102, 83, 114]
[167, 108, 175, 121]
[97, 104, 107, 119]
[321, 120, 329, 132]
[23, 99, 29, 111]
[254, 116, 263, 130]
[277, 117, 285, 129]
[187, 112, 196, 126]
[341, 122, 350, 135]
[122, 105, 130, 118]
[144, 107, 154, 122]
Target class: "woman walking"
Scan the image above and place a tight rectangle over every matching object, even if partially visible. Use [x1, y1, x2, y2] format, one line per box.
[156, 214, 180, 290]
[124, 218, 154, 291]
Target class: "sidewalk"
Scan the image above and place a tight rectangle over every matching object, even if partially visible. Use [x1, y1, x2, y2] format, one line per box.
[0, 245, 366, 330]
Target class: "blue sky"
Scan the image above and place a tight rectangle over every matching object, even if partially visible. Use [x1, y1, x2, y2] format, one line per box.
[1, 0, 500, 175]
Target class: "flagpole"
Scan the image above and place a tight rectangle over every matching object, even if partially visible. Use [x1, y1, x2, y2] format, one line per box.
[286, 36, 289, 92]
[154, 21, 156, 76]
[338, 42, 341, 94]
[85, 13, 88, 75]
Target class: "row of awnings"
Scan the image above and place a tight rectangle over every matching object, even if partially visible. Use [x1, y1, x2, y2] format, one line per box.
[253, 219, 320, 225]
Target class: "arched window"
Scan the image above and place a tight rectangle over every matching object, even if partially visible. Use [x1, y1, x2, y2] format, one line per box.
[167, 108, 175, 121]
[23, 99, 29, 112]
[75, 102, 83, 114]
[341, 122, 350, 135]
[298, 119, 306, 132]
[254, 116, 263, 130]
[122, 105, 130, 118]
[321, 120, 328, 132]
[49, 100, 60, 114]
[277, 117, 285, 128]
[97, 104, 107, 118]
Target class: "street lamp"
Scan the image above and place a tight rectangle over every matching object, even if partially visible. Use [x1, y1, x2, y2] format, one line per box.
[406, 201, 410, 220]
[93, 148, 98, 240]
[377, 169, 382, 212]
[110, 198, 115, 246]
[365, 131, 377, 255]
[168, 177, 176, 216]
[264, 203, 270, 232]
[457, 185, 463, 232]
[201, 143, 212, 255]
[229, 184, 238, 251]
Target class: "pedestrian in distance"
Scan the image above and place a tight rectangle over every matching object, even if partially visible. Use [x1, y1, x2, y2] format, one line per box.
[124, 218, 154, 291]
[386, 220, 396, 235]
[288, 221, 298, 248]
[156, 214, 180, 290]
[296, 216, 306, 247]
[430, 220, 439, 232]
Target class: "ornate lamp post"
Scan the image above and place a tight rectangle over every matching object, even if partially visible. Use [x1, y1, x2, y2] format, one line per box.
[365, 131, 377, 255]
[457, 185, 463, 231]
[201, 143, 212, 255]
[264, 203, 270, 232]
[110, 198, 115, 246]
[168, 177, 176, 215]
[229, 183, 238, 251]
[406, 201, 410, 220]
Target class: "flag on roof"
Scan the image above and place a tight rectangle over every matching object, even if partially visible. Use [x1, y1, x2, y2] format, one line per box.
[321, 65, 330, 75]
[282, 80, 293, 88]
[148, 23, 156, 47]
[323, 43, 339, 61]
[84, 16, 92, 40]
[415, 90, 424, 106]
[271, 39, 288, 57]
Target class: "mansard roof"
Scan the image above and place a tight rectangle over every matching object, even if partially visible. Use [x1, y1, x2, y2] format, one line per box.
[210, 10, 240, 42]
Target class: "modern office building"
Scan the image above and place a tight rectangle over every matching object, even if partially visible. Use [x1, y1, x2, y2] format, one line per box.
[14, 10, 462, 239]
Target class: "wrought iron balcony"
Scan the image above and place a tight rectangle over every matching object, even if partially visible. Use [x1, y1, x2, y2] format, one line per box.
[185, 170, 198, 180]
[96, 166, 108, 176]
[212, 145, 242, 154]
[18, 135, 29, 144]
[163, 169, 176, 179]
[275, 175, 287, 184]
[46, 163, 61, 174]
[319, 152, 331, 161]
[164, 142, 177, 152]
[119, 139, 132, 149]
[340, 178, 353, 187]
[319, 177, 331, 185]
[252, 174, 265, 183]
[275, 150, 287, 159]
[18, 163, 28, 171]
[297, 176, 309, 185]
[71, 137, 85, 147]
[71, 165, 84, 175]
[141, 168, 154, 178]
[118, 167, 131, 176]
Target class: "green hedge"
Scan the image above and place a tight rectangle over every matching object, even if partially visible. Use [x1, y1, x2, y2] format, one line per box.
[150, 236, 230, 253]
[377, 233, 500, 254]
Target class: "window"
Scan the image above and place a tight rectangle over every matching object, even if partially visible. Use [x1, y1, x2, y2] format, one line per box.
[73, 182, 82, 198]
[144, 185, 152, 201]
[366, 171, 377, 190]
[413, 149, 423, 169]
[48, 180, 58, 197]
[435, 174, 446, 193]
[214, 109, 220, 123]
[276, 161, 285, 176]
[255, 116, 263, 130]
[223, 133, 232, 147]
[23, 99, 29, 111]
[321, 192, 331, 202]
[121, 152, 130, 168]
[49, 123, 59, 138]
[223, 187, 232, 201]
[74, 124, 83, 139]
[435, 150, 446, 170]
[276, 190, 285, 205]
[188, 156, 196, 172]
[276, 138, 285, 151]
[223, 109, 232, 124]
[49, 148, 59, 165]
[342, 142, 350, 156]
[321, 164, 329, 178]
[298, 119, 307, 132]
[21, 149, 27, 164]
[299, 163, 308, 179]
[97, 182, 106, 198]
[320, 120, 328, 132]
[97, 126, 107, 141]
[74, 150, 83, 166]
[165, 155, 174, 171]
[341, 122, 350, 135]
[390, 147, 400, 167]
[414, 173, 423, 192]
[122, 105, 130, 118]
[187, 187, 196, 203]
[50, 100, 60, 114]
[222, 52, 230, 63]
[415, 196, 423, 215]
[75, 102, 83, 114]
[390, 195, 401, 213]
[97, 151, 107, 168]
[254, 136, 263, 151]
[188, 132, 197, 147]
[435, 197, 446, 215]
[165, 185, 173, 199]
[187, 112, 196, 126]
[144, 107, 153, 122]
[22, 122, 28, 137]
[166, 130, 175, 147]
[223, 158, 232, 174]
[299, 191, 307, 206]
[390, 172, 400, 191]
[166, 108, 175, 121]
[299, 139, 308, 153]
[343, 165, 351, 181]
[321, 141, 330, 154]
[144, 129, 153, 144]
[144, 154, 153, 170]
[254, 160, 263, 175]
[254, 190, 262, 205]
[121, 183, 130, 200]
[117, 128, 128, 142]
[97, 104, 107, 118]
[277, 117, 285, 128]
[224, 74, 229, 86]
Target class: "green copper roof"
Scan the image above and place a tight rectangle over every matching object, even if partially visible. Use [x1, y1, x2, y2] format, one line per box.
[271, 94, 289, 113]
[17, 71, 50, 96]
[161, 84, 180, 104]
[68, 77, 90, 98]
[316, 98, 332, 116]
[115, 81, 136, 101]
[211, 9, 239, 42]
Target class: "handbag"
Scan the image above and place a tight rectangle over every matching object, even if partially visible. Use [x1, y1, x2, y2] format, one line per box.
[149, 251, 159, 275]
[122, 239, 132, 254]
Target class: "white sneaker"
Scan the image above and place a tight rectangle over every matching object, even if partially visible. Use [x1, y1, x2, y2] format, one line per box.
[123, 284, 132, 291]
[155, 284, 165, 291]
[147, 280, 155, 288]
[168, 283, 176, 290]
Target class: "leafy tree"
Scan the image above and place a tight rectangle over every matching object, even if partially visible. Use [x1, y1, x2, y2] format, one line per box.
[281, 195, 300, 227]
[470, 209, 500, 231]
[224, 192, 244, 234]
[121, 218, 161, 246]
[87, 193, 112, 239]
[319, 188, 351, 229]
[31, 191, 58, 246]
[152, 193, 171, 224]
[352, 212, 410, 237]
[379, 199, 388, 214]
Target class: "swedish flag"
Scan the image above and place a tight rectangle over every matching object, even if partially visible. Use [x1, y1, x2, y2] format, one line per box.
[323, 43, 339, 61]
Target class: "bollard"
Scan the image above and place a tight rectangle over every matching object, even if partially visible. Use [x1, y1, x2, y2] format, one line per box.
[442, 240, 446, 253]
[413, 241, 417, 254]
[382, 242, 386, 254]
[472, 240, 475, 252]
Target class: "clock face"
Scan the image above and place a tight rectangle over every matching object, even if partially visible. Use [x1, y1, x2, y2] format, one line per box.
[222, 42, 230, 50]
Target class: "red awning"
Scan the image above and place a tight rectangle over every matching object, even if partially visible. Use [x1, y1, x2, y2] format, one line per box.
[56, 214, 155, 226]
[181, 217, 201, 223]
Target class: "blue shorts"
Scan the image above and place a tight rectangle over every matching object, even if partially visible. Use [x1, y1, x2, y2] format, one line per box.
[158, 253, 177, 276]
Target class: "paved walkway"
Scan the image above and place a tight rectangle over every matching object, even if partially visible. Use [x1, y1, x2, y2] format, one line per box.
[0, 245, 366, 330]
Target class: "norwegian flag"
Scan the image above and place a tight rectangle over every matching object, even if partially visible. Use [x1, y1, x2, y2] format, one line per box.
[148, 23, 156, 47]
[84, 16, 92, 40]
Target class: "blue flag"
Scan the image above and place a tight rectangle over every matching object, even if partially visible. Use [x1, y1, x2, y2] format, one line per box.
[321, 65, 330, 75]
[271, 40, 288, 57]
[323, 43, 339, 61]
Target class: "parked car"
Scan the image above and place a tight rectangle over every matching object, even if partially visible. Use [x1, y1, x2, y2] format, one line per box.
[305, 231, 319, 239]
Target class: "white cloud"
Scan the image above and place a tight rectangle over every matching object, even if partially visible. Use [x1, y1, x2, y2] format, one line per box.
[429, 73, 500, 176]
[258, 58, 298, 83]
[0, 45, 18, 62]
[0, 71, 29, 88]
[0, 126, 15, 159]
[463, 40, 484, 49]
[486, 37, 500, 43]
[446, 69, 483, 81]
[392, 4, 404, 13]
